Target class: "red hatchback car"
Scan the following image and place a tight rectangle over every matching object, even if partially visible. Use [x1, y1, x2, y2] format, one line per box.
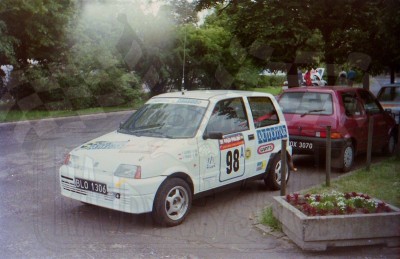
[278, 87, 397, 172]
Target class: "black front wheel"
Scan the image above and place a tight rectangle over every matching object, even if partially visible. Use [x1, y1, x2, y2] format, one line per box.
[152, 178, 192, 227]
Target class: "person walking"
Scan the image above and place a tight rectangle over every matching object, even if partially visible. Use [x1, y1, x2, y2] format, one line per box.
[338, 68, 347, 86]
[347, 68, 356, 87]
[304, 68, 312, 86]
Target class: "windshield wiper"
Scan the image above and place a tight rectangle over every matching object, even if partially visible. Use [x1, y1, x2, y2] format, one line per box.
[130, 124, 164, 133]
[301, 109, 325, 117]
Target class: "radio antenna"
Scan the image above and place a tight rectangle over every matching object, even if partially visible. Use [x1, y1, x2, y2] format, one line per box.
[181, 25, 187, 95]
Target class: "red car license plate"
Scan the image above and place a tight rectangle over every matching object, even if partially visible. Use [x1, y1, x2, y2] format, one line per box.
[290, 141, 313, 150]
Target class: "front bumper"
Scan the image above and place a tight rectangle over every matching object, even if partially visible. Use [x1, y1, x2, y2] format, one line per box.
[59, 165, 166, 214]
[290, 136, 347, 158]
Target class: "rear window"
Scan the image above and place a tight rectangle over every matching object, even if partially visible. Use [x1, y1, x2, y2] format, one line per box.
[279, 92, 333, 115]
[377, 87, 400, 102]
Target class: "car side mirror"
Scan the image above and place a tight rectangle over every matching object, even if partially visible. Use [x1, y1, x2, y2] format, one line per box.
[203, 131, 223, 140]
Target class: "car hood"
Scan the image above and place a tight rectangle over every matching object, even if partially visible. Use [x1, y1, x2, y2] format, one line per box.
[69, 131, 181, 174]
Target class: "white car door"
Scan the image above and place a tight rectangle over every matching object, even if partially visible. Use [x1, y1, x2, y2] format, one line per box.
[198, 97, 254, 191]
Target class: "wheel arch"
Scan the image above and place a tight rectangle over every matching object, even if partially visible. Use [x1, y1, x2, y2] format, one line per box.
[166, 172, 195, 195]
[265, 152, 280, 176]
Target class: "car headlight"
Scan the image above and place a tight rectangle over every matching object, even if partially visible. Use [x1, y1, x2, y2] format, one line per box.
[114, 164, 141, 179]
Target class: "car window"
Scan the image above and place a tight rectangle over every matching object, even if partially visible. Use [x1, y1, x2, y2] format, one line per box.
[248, 97, 279, 128]
[119, 102, 206, 138]
[378, 87, 400, 102]
[341, 93, 363, 116]
[358, 90, 382, 114]
[279, 92, 333, 115]
[206, 97, 249, 135]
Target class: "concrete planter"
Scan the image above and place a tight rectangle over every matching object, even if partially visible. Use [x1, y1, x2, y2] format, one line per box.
[272, 196, 400, 251]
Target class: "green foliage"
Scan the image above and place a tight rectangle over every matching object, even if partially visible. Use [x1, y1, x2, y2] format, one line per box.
[260, 207, 282, 232]
[305, 158, 400, 207]
[258, 75, 286, 88]
[0, 0, 76, 66]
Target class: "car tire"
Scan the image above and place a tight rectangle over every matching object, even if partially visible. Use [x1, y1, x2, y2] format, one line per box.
[383, 133, 396, 156]
[152, 178, 192, 227]
[264, 154, 290, 190]
[340, 141, 354, 173]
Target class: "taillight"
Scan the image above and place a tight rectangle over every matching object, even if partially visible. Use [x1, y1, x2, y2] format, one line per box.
[316, 131, 342, 139]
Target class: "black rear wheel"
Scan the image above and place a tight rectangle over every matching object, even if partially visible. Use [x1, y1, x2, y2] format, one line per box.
[383, 133, 396, 156]
[264, 154, 290, 190]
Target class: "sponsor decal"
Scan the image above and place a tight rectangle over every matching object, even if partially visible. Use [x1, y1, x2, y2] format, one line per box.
[206, 156, 216, 169]
[256, 125, 288, 144]
[80, 141, 127, 150]
[219, 133, 245, 150]
[257, 143, 275, 154]
[178, 150, 198, 161]
[245, 147, 252, 159]
[256, 161, 267, 171]
[177, 98, 202, 105]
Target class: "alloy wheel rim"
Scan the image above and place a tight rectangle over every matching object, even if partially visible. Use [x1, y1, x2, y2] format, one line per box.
[165, 186, 189, 221]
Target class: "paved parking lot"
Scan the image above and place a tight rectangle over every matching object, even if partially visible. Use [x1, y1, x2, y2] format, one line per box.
[0, 111, 399, 258]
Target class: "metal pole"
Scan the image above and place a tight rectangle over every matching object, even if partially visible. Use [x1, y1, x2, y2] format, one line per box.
[367, 116, 374, 171]
[326, 126, 331, 187]
[280, 139, 287, 196]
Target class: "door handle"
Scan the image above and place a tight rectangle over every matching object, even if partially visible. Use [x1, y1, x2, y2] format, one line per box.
[248, 134, 255, 140]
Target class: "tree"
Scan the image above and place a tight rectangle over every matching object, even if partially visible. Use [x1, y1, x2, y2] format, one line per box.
[0, 0, 77, 67]
[197, 1, 315, 87]
[373, 0, 400, 83]
[196, 0, 400, 87]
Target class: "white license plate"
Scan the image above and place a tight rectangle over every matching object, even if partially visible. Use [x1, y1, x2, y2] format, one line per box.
[75, 178, 108, 195]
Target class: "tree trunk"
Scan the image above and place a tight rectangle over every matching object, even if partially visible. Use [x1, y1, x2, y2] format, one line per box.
[390, 65, 395, 84]
[286, 63, 299, 88]
[362, 72, 370, 91]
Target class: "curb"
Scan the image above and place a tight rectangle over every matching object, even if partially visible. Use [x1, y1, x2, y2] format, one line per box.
[0, 110, 133, 128]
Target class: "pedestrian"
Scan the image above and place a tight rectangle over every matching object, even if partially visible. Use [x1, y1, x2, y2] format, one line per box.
[338, 68, 347, 86]
[298, 68, 304, 86]
[304, 68, 312, 86]
[347, 68, 356, 87]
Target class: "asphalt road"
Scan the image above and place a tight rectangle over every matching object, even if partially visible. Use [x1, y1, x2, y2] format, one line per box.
[0, 111, 399, 258]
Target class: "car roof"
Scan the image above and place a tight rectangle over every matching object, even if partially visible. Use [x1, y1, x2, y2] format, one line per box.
[282, 86, 361, 93]
[381, 83, 400, 88]
[153, 90, 274, 101]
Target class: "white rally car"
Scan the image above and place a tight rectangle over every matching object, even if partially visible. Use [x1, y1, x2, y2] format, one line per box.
[60, 90, 291, 226]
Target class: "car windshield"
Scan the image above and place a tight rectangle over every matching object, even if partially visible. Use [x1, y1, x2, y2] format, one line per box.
[377, 87, 400, 102]
[118, 101, 207, 138]
[279, 92, 333, 115]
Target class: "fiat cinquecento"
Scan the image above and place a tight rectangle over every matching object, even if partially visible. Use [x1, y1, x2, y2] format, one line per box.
[60, 90, 291, 226]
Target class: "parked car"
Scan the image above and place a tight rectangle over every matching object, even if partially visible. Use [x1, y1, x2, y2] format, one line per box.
[283, 68, 327, 89]
[60, 90, 291, 226]
[278, 87, 397, 172]
[377, 83, 400, 124]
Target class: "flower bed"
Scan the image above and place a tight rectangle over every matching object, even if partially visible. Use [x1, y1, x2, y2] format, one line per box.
[285, 191, 394, 216]
[272, 193, 400, 251]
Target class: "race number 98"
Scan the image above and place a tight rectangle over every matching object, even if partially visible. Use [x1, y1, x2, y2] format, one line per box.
[226, 149, 240, 174]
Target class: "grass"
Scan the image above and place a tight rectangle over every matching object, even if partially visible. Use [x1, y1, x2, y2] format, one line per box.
[0, 87, 281, 123]
[259, 207, 282, 231]
[304, 157, 400, 207]
[261, 157, 400, 230]
[0, 102, 144, 123]
[250, 86, 283, 96]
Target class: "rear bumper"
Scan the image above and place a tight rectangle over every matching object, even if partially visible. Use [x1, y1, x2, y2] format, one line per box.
[289, 136, 347, 158]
